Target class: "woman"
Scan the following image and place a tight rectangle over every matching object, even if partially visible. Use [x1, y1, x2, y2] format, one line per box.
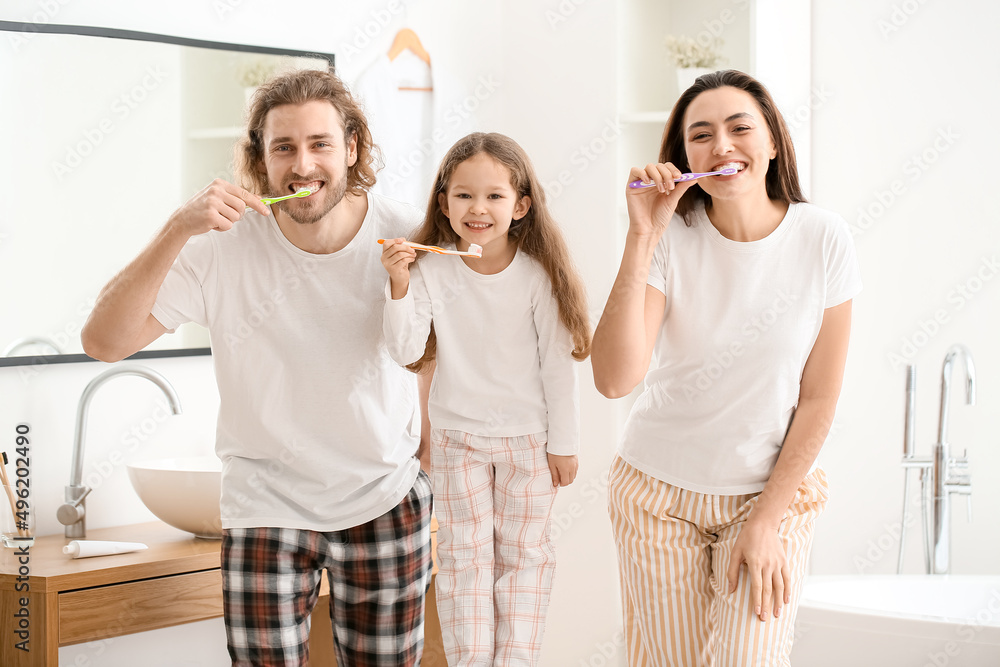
[592, 70, 861, 666]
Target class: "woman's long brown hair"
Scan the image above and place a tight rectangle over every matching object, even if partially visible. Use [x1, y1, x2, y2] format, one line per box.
[406, 132, 591, 374]
[660, 69, 806, 223]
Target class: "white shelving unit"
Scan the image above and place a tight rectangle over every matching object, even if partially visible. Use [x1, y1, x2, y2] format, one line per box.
[609, 0, 811, 429]
[614, 0, 813, 242]
[179, 52, 331, 196]
[179, 49, 253, 195]
[615, 0, 754, 244]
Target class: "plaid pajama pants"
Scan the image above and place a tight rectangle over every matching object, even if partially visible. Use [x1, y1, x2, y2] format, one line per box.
[221, 469, 433, 667]
[431, 428, 559, 667]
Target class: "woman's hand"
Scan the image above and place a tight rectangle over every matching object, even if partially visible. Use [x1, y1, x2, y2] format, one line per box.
[726, 516, 790, 623]
[624, 163, 697, 239]
[380, 238, 417, 300]
[546, 453, 578, 487]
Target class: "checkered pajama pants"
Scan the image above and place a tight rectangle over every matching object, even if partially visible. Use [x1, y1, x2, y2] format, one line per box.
[221, 469, 433, 667]
[432, 428, 559, 666]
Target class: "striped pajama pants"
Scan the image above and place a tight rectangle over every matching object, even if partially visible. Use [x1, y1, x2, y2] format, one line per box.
[431, 428, 559, 667]
[608, 455, 828, 667]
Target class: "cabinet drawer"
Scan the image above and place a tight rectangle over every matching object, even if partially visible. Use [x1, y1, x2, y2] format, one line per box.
[59, 569, 223, 645]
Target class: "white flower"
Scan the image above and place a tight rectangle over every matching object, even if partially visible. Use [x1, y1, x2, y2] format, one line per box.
[236, 58, 281, 88]
[664, 35, 725, 69]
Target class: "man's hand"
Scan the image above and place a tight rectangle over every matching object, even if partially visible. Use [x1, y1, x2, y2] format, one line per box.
[168, 179, 268, 237]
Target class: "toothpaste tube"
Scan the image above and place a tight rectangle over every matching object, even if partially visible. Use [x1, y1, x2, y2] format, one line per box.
[62, 540, 148, 558]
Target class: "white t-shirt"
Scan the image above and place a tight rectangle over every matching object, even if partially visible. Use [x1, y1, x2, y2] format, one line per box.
[152, 191, 424, 531]
[619, 201, 862, 494]
[383, 249, 580, 455]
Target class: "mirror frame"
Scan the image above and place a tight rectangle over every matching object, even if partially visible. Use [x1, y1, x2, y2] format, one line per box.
[0, 20, 335, 369]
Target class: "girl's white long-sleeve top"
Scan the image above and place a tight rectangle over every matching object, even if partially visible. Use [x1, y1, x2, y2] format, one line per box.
[383, 249, 580, 456]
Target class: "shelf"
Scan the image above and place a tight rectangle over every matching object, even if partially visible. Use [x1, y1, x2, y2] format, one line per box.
[188, 126, 243, 140]
[618, 111, 672, 124]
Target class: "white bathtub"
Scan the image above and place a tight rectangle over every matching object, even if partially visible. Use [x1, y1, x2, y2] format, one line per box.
[791, 575, 1000, 666]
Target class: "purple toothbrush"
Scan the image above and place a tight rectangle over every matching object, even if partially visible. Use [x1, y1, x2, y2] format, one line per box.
[628, 164, 739, 189]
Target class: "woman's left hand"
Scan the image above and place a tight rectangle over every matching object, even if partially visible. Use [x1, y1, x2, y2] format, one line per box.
[726, 516, 790, 622]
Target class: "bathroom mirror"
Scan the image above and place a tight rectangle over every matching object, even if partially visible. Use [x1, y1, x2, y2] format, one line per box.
[0, 21, 334, 368]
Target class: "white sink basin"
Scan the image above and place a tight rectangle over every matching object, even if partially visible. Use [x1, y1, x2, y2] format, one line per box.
[126, 456, 223, 539]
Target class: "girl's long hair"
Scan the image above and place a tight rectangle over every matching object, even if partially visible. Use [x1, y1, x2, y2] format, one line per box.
[406, 132, 591, 374]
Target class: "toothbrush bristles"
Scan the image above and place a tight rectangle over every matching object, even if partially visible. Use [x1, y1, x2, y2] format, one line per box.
[468, 244, 483, 257]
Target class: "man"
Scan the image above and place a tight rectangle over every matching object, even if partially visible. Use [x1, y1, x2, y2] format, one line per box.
[82, 69, 432, 666]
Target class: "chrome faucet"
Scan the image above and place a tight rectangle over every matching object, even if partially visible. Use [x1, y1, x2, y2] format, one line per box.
[931, 344, 975, 573]
[898, 344, 975, 574]
[57, 365, 182, 538]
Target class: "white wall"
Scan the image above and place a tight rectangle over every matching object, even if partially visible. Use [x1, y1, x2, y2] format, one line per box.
[810, 0, 1000, 577]
[494, 3, 625, 665]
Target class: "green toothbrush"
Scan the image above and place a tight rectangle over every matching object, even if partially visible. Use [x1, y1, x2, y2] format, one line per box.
[259, 188, 313, 205]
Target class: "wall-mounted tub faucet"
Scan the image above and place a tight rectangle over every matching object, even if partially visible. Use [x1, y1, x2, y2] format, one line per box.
[898, 344, 975, 574]
[57, 365, 182, 538]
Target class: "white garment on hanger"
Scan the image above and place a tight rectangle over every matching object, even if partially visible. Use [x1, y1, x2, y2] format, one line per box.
[352, 52, 434, 207]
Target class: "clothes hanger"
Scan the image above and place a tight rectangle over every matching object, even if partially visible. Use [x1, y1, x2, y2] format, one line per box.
[387, 28, 432, 91]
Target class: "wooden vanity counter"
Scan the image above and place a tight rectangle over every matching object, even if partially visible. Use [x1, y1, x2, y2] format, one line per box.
[0, 521, 443, 666]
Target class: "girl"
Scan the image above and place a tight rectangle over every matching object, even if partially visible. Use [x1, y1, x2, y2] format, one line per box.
[380, 132, 591, 666]
[592, 70, 861, 666]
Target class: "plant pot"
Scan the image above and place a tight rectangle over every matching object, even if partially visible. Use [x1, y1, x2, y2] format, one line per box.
[676, 67, 714, 93]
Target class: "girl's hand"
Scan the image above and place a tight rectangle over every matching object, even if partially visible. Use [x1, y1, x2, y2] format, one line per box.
[726, 516, 790, 623]
[546, 453, 578, 487]
[624, 163, 697, 239]
[380, 238, 417, 300]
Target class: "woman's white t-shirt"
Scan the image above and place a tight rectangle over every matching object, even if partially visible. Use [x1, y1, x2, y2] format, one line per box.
[619, 201, 862, 494]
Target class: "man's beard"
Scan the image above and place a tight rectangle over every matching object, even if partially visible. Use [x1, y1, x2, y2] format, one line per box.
[274, 168, 349, 225]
